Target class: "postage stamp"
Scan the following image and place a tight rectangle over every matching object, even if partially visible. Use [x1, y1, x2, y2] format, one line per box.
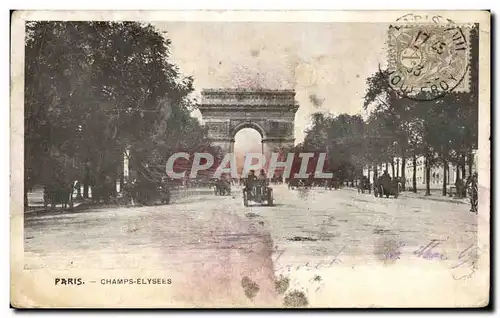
[387, 14, 472, 100]
[10, 10, 490, 308]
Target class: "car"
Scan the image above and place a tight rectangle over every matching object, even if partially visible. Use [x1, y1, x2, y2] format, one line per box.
[243, 179, 274, 207]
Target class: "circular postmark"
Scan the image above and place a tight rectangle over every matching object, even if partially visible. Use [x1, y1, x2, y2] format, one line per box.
[387, 14, 470, 101]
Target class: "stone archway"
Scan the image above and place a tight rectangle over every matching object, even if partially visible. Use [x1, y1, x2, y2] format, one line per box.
[231, 121, 267, 154]
[198, 89, 299, 158]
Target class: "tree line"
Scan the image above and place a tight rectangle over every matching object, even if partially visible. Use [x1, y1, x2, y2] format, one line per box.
[298, 25, 478, 196]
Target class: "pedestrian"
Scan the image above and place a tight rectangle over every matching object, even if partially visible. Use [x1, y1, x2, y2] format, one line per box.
[469, 173, 478, 214]
[455, 178, 465, 199]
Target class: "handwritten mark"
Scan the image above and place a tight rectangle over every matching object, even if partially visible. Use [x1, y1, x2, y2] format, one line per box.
[413, 240, 479, 280]
[272, 246, 345, 272]
[451, 244, 479, 280]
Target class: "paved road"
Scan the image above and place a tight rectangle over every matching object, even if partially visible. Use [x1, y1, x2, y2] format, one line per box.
[238, 185, 478, 306]
[242, 185, 476, 264]
[24, 188, 278, 307]
[23, 185, 478, 307]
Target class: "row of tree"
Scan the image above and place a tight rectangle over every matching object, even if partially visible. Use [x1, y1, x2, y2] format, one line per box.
[24, 21, 216, 206]
[298, 25, 479, 196]
[299, 91, 477, 196]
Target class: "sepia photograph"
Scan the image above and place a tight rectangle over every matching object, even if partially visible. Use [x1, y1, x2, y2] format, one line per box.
[10, 10, 491, 308]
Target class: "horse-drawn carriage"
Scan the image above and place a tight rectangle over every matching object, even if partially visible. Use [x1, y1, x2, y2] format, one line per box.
[123, 178, 171, 206]
[373, 175, 401, 198]
[243, 179, 274, 207]
[287, 178, 313, 190]
[324, 178, 341, 190]
[357, 176, 371, 194]
[213, 178, 231, 196]
[43, 181, 74, 209]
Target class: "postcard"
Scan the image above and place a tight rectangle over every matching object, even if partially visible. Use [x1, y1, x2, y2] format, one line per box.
[11, 10, 490, 308]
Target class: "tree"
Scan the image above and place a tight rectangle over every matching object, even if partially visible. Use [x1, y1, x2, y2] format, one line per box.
[24, 21, 209, 205]
[363, 69, 416, 189]
[303, 113, 366, 185]
[362, 58, 478, 196]
[406, 110, 425, 193]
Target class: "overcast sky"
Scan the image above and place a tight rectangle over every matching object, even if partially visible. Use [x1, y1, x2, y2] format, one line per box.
[153, 22, 389, 146]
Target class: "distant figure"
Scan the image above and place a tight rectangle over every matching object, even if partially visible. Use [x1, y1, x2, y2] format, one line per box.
[246, 170, 257, 190]
[468, 173, 478, 213]
[258, 169, 267, 181]
[74, 180, 82, 199]
[217, 173, 231, 195]
[257, 169, 267, 196]
[456, 177, 465, 198]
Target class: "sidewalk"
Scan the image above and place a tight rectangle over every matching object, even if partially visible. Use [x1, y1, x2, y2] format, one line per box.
[24, 201, 89, 215]
[399, 189, 470, 205]
[341, 187, 469, 205]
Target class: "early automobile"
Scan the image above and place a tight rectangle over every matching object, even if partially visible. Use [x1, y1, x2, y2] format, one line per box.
[243, 178, 274, 207]
[373, 175, 400, 198]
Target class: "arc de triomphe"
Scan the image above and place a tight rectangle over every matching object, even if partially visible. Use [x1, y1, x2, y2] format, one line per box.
[198, 89, 299, 158]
